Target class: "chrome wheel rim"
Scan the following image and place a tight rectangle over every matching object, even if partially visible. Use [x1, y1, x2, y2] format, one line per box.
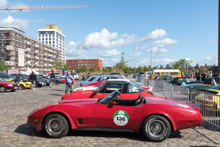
[47, 118, 64, 135]
[146, 119, 166, 138]
[0, 87, 4, 92]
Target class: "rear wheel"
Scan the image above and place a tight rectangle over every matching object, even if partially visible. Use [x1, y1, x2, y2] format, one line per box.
[142, 115, 171, 142]
[0, 86, 6, 92]
[45, 114, 69, 138]
[20, 84, 25, 89]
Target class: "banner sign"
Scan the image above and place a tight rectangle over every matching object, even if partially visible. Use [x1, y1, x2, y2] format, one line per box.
[18, 48, 24, 67]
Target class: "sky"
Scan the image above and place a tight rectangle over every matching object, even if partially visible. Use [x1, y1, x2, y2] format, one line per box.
[0, 0, 218, 67]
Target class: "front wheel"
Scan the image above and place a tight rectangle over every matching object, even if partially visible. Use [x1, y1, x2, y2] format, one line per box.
[142, 115, 171, 142]
[45, 114, 69, 138]
[0, 86, 6, 92]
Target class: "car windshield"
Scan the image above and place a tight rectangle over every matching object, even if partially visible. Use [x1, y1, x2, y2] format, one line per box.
[0, 78, 6, 82]
[5, 74, 12, 78]
[37, 76, 44, 79]
[99, 91, 119, 104]
[94, 82, 105, 91]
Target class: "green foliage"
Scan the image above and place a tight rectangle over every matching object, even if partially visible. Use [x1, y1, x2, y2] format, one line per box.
[165, 64, 171, 69]
[89, 67, 96, 72]
[198, 66, 207, 73]
[103, 68, 109, 72]
[159, 65, 163, 69]
[53, 54, 65, 70]
[195, 63, 199, 69]
[98, 66, 102, 72]
[0, 61, 11, 71]
[63, 64, 69, 70]
[77, 66, 87, 73]
[143, 66, 150, 71]
[115, 52, 128, 71]
[136, 66, 143, 72]
[170, 59, 192, 70]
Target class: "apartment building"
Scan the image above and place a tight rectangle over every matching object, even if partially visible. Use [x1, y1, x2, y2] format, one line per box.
[66, 59, 103, 71]
[0, 27, 59, 73]
[38, 24, 65, 62]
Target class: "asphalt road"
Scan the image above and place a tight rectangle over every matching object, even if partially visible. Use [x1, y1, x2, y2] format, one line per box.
[0, 81, 220, 147]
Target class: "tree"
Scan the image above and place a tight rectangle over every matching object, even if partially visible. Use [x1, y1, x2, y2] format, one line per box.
[63, 64, 69, 70]
[103, 68, 109, 72]
[0, 61, 11, 71]
[165, 64, 171, 69]
[78, 66, 86, 73]
[53, 54, 65, 70]
[195, 63, 199, 69]
[89, 67, 95, 72]
[143, 66, 150, 71]
[136, 66, 143, 72]
[159, 65, 163, 69]
[98, 66, 102, 72]
[170, 59, 192, 70]
[115, 52, 128, 71]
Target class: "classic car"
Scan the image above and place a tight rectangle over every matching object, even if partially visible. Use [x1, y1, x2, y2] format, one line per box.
[181, 78, 217, 91]
[10, 75, 31, 89]
[27, 90, 202, 142]
[63, 79, 155, 100]
[0, 78, 19, 92]
[195, 85, 220, 112]
[37, 75, 51, 86]
[80, 75, 122, 87]
[169, 78, 203, 85]
[55, 76, 66, 83]
[156, 76, 174, 82]
[0, 73, 14, 82]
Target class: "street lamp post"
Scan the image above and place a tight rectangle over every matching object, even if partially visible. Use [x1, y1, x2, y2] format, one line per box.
[150, 39, 152, 70]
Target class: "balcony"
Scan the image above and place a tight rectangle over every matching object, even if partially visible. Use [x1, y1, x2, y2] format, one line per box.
[34, 50, 38, 53]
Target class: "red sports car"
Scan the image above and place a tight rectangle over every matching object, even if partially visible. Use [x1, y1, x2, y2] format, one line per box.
[82, 81, 105, 87]
[56, 76, 66, 83]
[27, 90, 202, 142]
[0, 78, 19, 92]
[62, 79, 155, 100]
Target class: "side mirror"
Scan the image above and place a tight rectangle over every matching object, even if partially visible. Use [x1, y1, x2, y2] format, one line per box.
[108, 101, 116, 108]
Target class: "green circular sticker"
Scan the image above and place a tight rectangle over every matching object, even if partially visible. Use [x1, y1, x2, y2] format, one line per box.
[113, 110, 129, 126]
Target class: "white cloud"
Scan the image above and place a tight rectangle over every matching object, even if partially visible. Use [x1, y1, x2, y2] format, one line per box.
[135, 45, 148, 50]
[152, 38, 178, 47]
[147, 47, 157, 52]
[160, 49, 169, 53]
[133, 52, 141, 57]
[0, 16, 29, 29]
[208, 40, 214, 44]
[66, 41, 86, 57]
[137, 29, 167, 43]
[98, 49, 121, 57]
[0, 0, 7, 7]
[82, 28, 136, 49]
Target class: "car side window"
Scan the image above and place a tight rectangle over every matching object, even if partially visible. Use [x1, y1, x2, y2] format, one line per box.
[128, 83, 141, 93]
[88, 77, 96, 81]
[111, 77, 118, 79]
[99, 84, 123, 93]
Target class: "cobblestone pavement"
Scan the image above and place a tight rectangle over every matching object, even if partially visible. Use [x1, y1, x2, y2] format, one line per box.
[0, 81, 220, 147]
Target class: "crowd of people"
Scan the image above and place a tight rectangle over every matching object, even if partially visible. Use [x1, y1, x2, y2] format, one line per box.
[181, 71, 212, 81]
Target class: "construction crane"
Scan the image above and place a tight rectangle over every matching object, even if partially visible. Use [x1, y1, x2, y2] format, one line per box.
[0, 5, 90, 12]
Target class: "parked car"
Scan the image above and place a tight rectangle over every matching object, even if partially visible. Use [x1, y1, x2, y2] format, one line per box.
[28, 90, 202, 141]
[37, 75, 51, 86]
[0, 78, 19, 92]
[110, 72, 120, 75]
[169, 78, 203, 85]
[195, 85, 220, 112]
[72, 73, 79, 80]
[156, 76, 174, 82]
[63, 79, 155, 100]
[121, 75, 136, 82]
[35, 76, 46, 87]
[181, 78, 217, 91]
[80, 75, 122, 87]
[149, 69, 181, 80]
[0, 73, 14, 82]
[55, 76, 66, 83]
[10, 74, 31, 89]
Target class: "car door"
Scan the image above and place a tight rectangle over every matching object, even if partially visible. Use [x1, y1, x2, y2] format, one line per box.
[94, 103, 145, 130]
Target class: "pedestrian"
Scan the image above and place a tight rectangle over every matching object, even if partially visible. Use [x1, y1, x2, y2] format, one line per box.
[201, 72, 204, 81]
[71, 70, 75, 90]
[181, 72, 185, 78]
[14, 73, 20, 83]
[29, 71, 37, 90]
[50, 70, 56, 88]
[65, 71, 74, 94]
[207, 71, 210, 78]
[190, 72, 193, 79]
[209, 71, 212, 78]
[82, 75, 87, 81]
[195, 70, 200, 81]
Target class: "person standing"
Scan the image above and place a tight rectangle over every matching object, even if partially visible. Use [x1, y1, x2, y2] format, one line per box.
[65, 71, 74, 94]
[29, 71, 37, 90]
[181, 72, 185, 78]
[195, 70, 200, 81]
[50, 70, 56, 88]
[209, 71, 212, 78]
[14, 73, 21, 83]
[71, 70, 75, 90]
[190, 72, 193, 79]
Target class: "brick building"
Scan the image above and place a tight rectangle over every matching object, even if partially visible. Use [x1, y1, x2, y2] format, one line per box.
[66, 59, 103, 71]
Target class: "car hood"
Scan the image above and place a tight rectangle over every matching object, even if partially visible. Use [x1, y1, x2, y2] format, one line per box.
[0, 81, 15, 84]
[146, 96, 198, 110]
[74, 86, 97, 91]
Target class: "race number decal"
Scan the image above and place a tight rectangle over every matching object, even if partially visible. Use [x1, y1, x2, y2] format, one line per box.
[113, 110, 129, 126]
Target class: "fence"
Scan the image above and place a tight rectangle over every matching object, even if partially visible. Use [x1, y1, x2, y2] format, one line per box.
[142, 79, 220, 128]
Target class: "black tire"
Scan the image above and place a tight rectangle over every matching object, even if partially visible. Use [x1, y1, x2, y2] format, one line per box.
[20, 84, 25, 89]
[142, 115, 171, 142]
[0, 86, 6, 92]
[44, 114, 69, 138]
